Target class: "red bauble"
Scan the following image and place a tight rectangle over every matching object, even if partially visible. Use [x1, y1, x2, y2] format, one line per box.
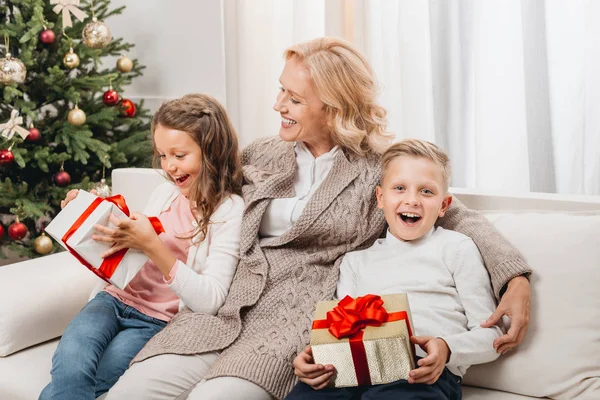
[26, 127, 41, 142]
[103, 89, 120, 106]
[8, 221, 28, 240]
[120, 99, 136, 117]
[54, 170, 71, 187]
[39, 29, 56, 44]
[0, 224, 4, 239]
[0, 149, 14, 166]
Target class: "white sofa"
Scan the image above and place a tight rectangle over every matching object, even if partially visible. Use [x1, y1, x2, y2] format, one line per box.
[1, 168, 599, 400]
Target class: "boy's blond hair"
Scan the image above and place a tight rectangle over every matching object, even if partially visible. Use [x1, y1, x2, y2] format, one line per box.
[381, 139, 451, 191]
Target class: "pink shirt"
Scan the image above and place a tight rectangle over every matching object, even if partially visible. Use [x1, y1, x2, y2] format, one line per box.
[105, 193, 195, 322]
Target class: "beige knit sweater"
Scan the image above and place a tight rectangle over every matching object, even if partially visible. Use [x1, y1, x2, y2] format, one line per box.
[133, 137, 531, 399]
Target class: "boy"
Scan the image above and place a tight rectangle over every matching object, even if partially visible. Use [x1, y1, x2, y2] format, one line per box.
[286, 139, 502, 400]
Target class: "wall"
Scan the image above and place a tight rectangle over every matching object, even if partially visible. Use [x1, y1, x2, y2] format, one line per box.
[108, 0, 227, 112]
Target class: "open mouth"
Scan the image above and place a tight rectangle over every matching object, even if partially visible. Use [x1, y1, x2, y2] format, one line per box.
[175, 175, 190, 184]
[399, 212, 422, 224]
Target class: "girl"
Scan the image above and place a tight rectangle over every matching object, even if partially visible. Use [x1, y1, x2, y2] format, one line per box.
[39, 94, 244, 400]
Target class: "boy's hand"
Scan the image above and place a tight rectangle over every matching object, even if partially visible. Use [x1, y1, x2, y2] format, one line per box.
[481, 275, 530, 354]
[408, 336, 450, 385]
[292, 345, 336, 390]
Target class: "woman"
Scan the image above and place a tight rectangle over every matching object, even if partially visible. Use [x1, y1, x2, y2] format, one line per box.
[106, 37, 531, 400]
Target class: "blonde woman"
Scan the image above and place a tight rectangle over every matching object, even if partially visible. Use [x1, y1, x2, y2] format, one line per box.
[107, 37, 531, 400]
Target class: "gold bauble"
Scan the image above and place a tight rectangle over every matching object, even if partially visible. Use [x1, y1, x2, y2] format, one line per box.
[82, 17, 112, 49]
[0, 53, 27, 84]
[33, 233, 53, 255]
[63, 48, 80, 69]
[68, 106, 86, 126]
[93, 178, 112, 198]
[116, 55, 133, 73]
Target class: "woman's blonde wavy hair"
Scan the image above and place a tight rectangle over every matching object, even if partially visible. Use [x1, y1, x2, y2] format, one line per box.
[151, 94, 243, 241]
[284, 37, 393, 155]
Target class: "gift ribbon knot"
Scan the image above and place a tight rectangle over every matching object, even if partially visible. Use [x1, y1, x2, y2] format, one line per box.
[62, 194, 164, 284]
[312, 294, 413, 386]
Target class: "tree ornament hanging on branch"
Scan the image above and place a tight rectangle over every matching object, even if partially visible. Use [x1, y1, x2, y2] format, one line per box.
[54, 163, 71, 187]
[26, 125, 41, 143]
[39, 28, 56, 45]
[68, 104, 86, 126]
[8, 218, 28, 241]
[82, 17, 112, 49]
[33, 232, 53, 254]
[120, 99, 136, 118]
[63, 46, 80, 69]
[0, 109, 31, 140]
[93, 157, 111, 198]
[0, 224, 4, 239]
[0, 35, 27, 84]
[0, 147, 14, 166]
[103, 82, 120, 106]
[116, 55, 133, 73]
[50, 0, 88, 29]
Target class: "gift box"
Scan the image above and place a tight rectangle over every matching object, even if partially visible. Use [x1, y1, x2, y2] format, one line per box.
[310, 293, 416, 388]
[45, 190, 163, 289]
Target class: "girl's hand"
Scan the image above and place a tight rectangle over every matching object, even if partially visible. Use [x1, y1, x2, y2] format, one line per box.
[293, 345, 335, 390]
[408, 336, 450, 385]
[60, 189, 99, 209]
[93, 212, 159, 258]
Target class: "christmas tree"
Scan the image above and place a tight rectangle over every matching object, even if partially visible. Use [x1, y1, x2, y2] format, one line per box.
[0, 0, 152, 259]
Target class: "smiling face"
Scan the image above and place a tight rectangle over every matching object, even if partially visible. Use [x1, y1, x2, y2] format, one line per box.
[153, 123, 202, 197]
[273, 56, 332, 156]
[376, 155, 452, 242]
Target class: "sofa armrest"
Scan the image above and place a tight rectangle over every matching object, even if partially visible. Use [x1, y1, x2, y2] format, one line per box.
[0, 252, 102, 356]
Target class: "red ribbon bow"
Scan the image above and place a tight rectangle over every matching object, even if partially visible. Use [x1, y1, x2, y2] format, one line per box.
[312, 294, 413, 386]
[61, 194, 164, 284]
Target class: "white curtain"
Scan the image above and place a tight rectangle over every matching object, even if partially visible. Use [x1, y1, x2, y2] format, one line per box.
[222, 0, 349, 148]
[223, 0, 600, 195]
[356, 0, 600, 195]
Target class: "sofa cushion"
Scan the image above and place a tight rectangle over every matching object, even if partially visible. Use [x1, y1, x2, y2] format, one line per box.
[0, 252, 101, 356]
[462, 211, 600, 399]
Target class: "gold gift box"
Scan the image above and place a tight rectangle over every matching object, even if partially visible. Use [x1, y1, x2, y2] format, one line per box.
[310, 293, 416, 388]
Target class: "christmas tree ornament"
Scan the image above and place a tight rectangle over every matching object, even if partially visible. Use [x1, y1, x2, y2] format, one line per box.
[26, 126, 41, 142]
[54, 169, 71, 187]
[68, 105, 86, 126]
[120, 99, 136, 117]
[1, 35, 27, 84]
[39, 28, 56, 44]
[93, 178, 111, 198]
[103, 85, 120, 106]
[33, 232, 53, 255]
[63, 46, 80, 69]
[0, 148, 15, 166]
[116, 55, 133, 73]
[50, 0, 88, 28]
[82, 17, 112, 49]
[8, 219, 28, 240]
[0, 224, 4, 239]
[1, 109, 30, 140]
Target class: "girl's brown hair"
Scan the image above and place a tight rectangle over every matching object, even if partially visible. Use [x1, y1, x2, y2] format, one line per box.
[151, 93, 242, 241]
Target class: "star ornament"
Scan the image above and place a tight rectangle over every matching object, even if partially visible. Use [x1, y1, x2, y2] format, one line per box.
[0, 109, 30, 140]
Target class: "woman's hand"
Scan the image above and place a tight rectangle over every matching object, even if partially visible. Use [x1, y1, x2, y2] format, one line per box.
[60, 189, 99, 209]
[481, 275, 531, 354]
[408, 336, 450, 385]
[292, 345, 335, 390]
[92, 212, 160, 258]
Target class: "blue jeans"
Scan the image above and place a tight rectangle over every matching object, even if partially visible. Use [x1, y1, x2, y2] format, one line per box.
[39, 291, 167, 400]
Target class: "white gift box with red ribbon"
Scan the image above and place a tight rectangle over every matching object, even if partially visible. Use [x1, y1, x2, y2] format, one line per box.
[45, 190, 163, 289]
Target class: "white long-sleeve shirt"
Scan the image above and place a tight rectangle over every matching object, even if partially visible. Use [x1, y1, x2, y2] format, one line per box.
[259, 141, 339, 239]
[336, 227, 503, 377]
